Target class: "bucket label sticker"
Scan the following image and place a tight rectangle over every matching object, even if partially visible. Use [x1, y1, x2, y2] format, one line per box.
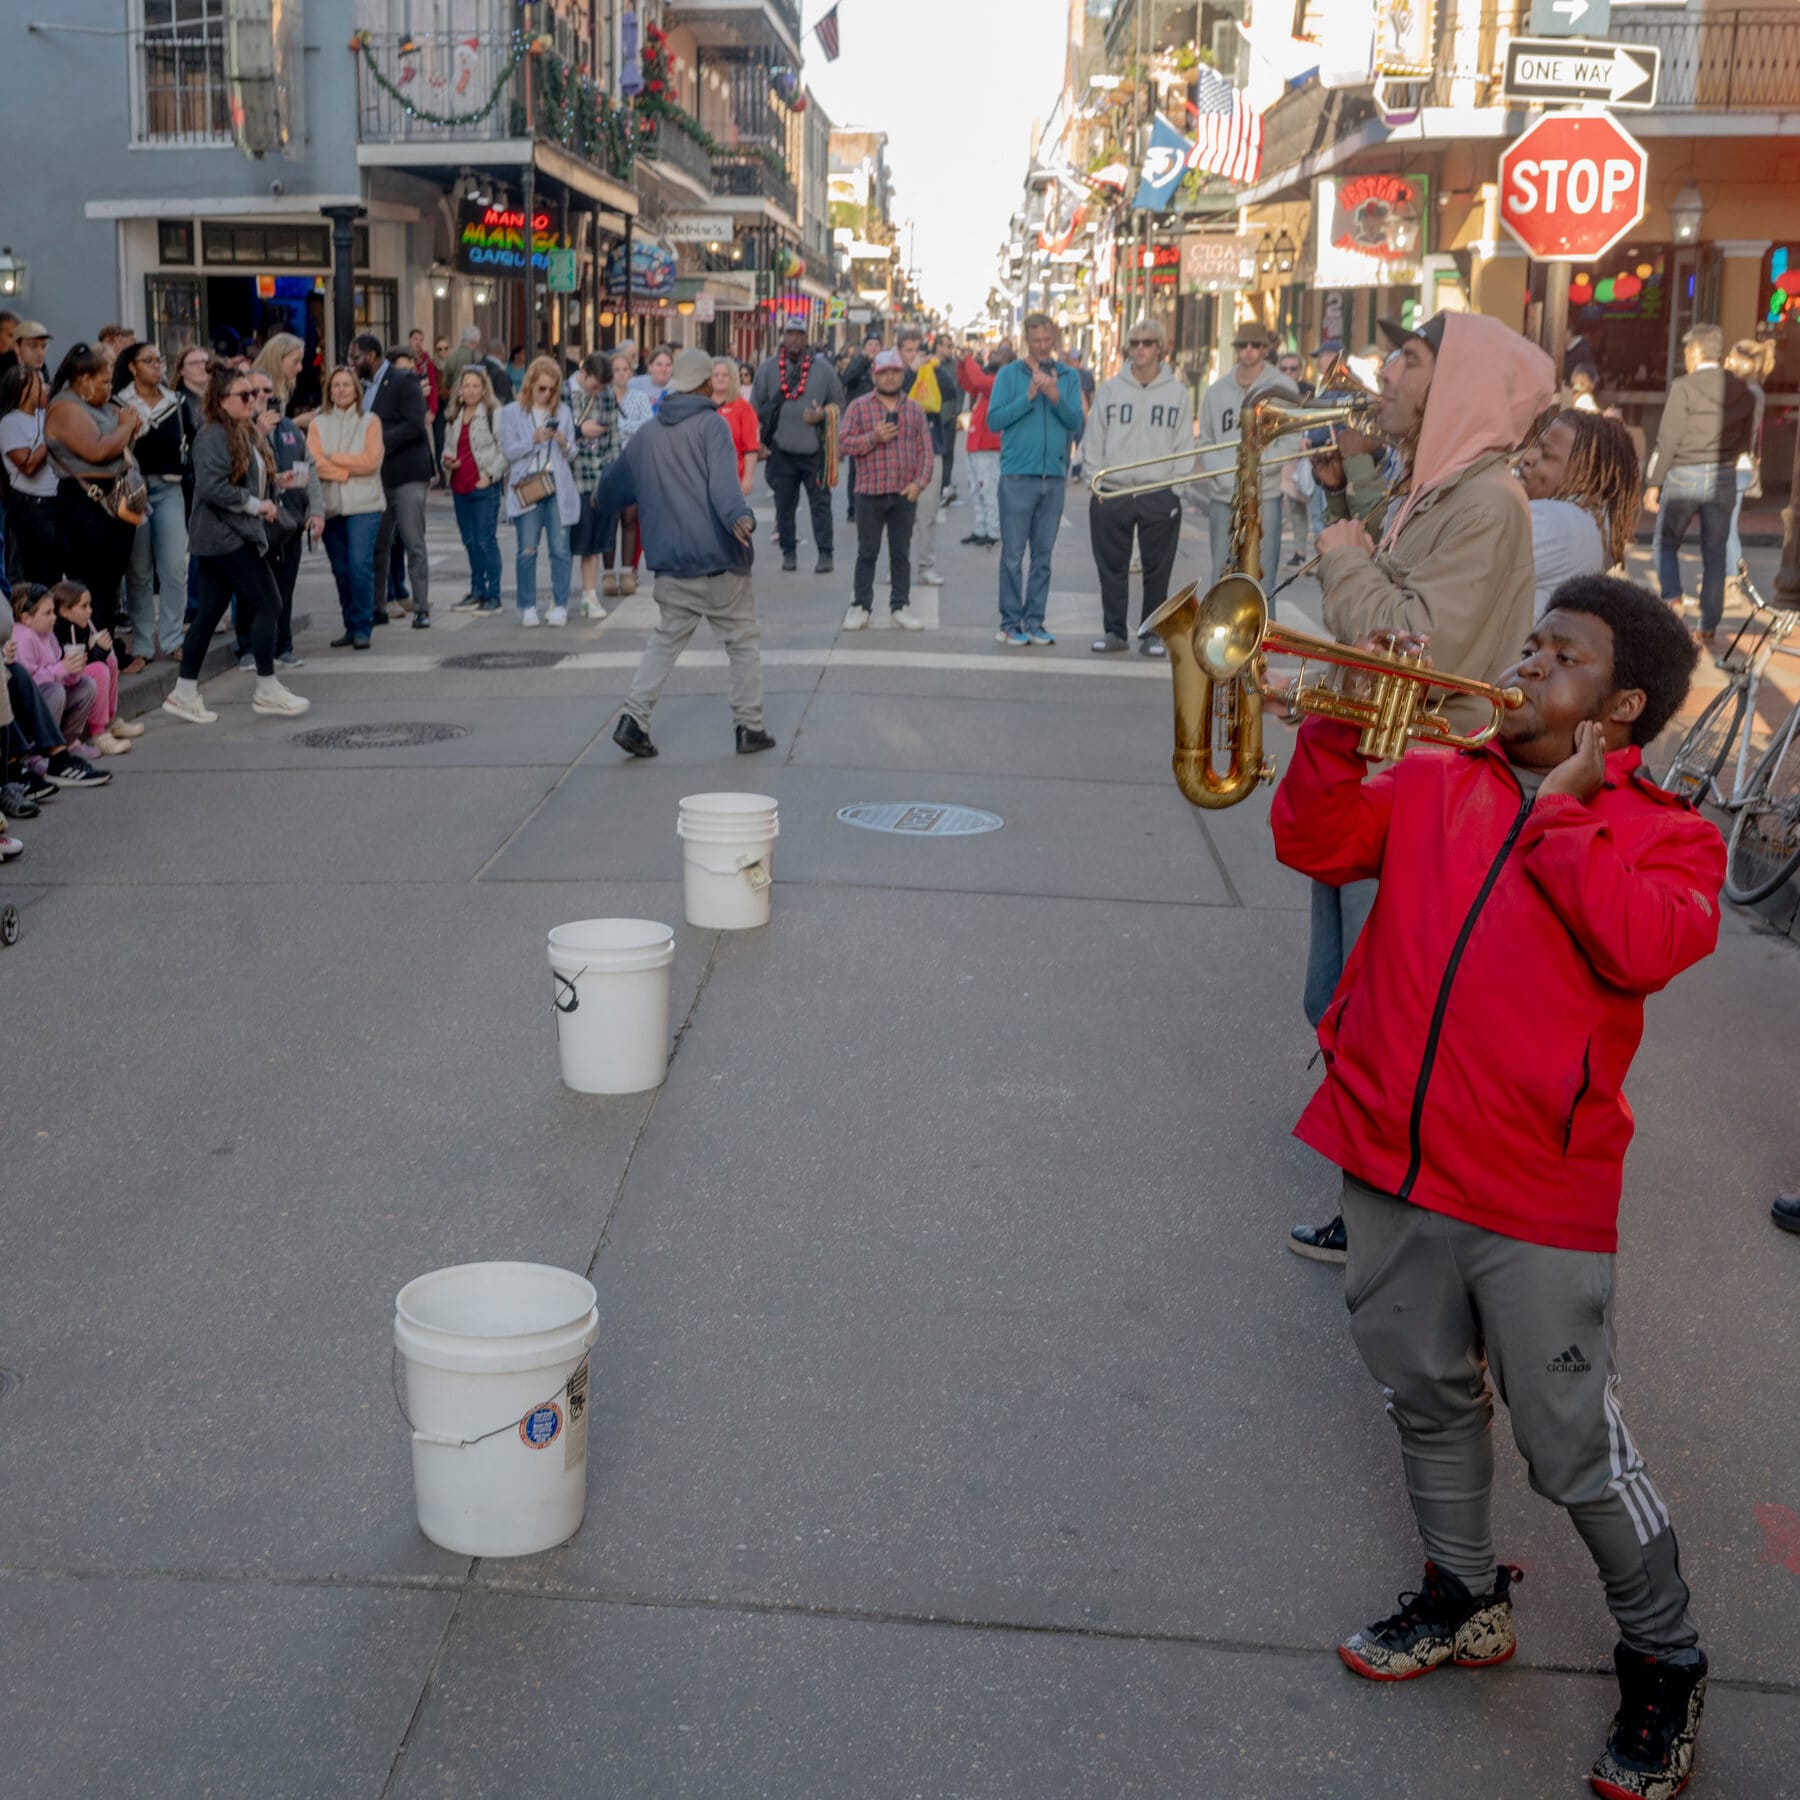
[564, 1357, 590, 1473]
[519, 1400, 563, 1450]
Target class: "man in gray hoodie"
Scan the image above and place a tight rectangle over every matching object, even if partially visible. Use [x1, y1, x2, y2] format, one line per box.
[596, 348, 773, 759]
[1082, 318, 1192, 655]
[1193, 322, 1297, 599]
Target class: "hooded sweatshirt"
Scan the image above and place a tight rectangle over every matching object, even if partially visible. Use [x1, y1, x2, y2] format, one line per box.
[1319, 313, 1554, 735]
[1082, 360, 1194, 498]
[1194, 362, 1299, 505]
[592, 390, 754, 578]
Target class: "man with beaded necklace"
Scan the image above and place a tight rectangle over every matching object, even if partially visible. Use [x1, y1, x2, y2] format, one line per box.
[750, 315, 845, 574]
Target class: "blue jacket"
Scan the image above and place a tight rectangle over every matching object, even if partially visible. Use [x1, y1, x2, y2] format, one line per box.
[594, 391, 754, 577]
[985, 359, 1086, 477]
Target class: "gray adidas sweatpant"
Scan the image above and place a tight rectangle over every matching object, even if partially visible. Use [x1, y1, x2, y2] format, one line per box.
[623, 571, 763, 730]
[1341, 1173, 1699, 1658]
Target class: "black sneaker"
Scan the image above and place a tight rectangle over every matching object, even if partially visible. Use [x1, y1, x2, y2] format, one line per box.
[1289, 1213, 1347, 1264]
[1589, 1644, 1708, 1800]
[46, 753, 111, 789]
[0, 782, 40, 820]
[1773, 1193, 1800, 1235]
[735, 724, 776, 755]
[330, 632, 356, 648]
[1339, 1562, 1520, 1682]
[411, 609, 431, 630]
[613, 714, 658, 759]
[24, 773, 58, 803]
[371, 611, 389, 628]
[1090, 634, 1128, 654]
[815, 555, 834, 574]
[452, 592, 481, 610]
[476, 597, 503, 613]
[781, 552, 798, 572]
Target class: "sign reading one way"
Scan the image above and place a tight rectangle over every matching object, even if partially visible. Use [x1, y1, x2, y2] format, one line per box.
[1502, 37, 1660, 107]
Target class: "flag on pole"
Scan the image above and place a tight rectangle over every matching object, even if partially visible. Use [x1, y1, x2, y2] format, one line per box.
[815, 4, 842, 62]
[1185, 65, 1263, 186]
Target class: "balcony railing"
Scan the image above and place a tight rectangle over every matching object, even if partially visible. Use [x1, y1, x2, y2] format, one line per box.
[353, 30, 632, 180]
[640, 116, 716, 189]
[671, 0, 802, 41]
[712, 151, 797, 217]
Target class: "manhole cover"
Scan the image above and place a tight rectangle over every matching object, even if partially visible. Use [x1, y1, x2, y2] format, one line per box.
[293, 722, 470, 751]
[836, 802, 1003, 837]
[441, 650, 566, 671]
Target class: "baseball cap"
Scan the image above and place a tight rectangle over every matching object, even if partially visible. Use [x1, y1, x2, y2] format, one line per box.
[670, 346, 715, 392]
[1376, 314, 1447, 356]
[873, 349, 904, 372]
[782, 314, 809, 333]
[1311, 336, 1345, 359]
[14, 320, 49, 341]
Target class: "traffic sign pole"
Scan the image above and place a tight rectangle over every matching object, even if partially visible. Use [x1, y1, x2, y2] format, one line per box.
[1542, 261, 1571, 379]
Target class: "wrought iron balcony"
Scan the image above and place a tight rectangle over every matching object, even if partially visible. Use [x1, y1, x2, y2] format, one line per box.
[640, 115, 716, 189]
[712, 151, 797, 217]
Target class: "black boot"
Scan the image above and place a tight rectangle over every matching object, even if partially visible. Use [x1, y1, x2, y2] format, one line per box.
[1589, 1644, 1708, 1800]
[613, 714, 658, 759]
[1339, 1561, 1520, 1681]
[814, 554, 834, 574]
[781, 550, 798, 572]
[735, 724, 776, 755]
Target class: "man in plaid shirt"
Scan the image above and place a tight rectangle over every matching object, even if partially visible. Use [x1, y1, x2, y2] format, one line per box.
[836, 350, 934, 631]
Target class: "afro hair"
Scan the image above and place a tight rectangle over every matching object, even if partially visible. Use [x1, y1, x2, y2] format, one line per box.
[1541, 573, 1700, 746]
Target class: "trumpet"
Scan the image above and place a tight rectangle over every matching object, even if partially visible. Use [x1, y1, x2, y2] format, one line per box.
[1136, 377, 1523, 810]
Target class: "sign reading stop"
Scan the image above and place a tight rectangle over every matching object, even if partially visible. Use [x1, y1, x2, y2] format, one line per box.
[1498, 111, 1647, 262]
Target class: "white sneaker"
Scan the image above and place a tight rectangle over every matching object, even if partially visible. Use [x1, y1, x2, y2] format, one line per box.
[252, 681, 311, 717]
[162, 690, 217, 725]
[890, 606, 925, 631]
[918, 570, 944, 587]
[841, 605, 870, 631]
[520, 607, 542, 628]
[546, 605, 568, 628]
[580, 592, 607, 621]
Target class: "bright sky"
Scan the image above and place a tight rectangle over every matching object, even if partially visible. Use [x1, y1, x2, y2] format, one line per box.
[801, 0, 1066, 323]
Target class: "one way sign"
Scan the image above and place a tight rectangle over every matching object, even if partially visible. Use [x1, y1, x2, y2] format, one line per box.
[1502, 37, 1661, 108]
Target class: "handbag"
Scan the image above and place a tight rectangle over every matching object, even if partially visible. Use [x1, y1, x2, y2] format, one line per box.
[83, 446, 148, 528]
[512, 410, 560, 506]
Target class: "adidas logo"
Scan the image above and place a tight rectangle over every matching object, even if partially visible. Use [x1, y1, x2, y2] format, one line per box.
[1546, 1344, 1592, 1374]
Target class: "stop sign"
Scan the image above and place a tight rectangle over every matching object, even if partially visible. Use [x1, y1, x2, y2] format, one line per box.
[1498, 112, 1647, 262]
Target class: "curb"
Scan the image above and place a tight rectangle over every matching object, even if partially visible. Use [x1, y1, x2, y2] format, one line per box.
[116, 612, 314, 722]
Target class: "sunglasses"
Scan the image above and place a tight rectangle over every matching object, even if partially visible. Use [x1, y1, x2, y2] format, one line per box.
[1232, 339, 1261, 350]
[1128, 337, 1158, 347]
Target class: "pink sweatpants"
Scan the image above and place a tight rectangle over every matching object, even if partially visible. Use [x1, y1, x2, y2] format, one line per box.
[82, 654, 119, 736]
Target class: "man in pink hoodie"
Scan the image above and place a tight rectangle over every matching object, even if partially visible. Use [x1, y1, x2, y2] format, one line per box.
[1287, 312, 1555, 1265]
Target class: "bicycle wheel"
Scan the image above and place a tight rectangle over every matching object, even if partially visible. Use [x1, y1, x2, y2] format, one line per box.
[1659, 681, 1746, 803]
[1724, 713, 1800, 903]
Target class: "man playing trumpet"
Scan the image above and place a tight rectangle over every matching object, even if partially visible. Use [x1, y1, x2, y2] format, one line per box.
[1289, 312, 1555, 1263]
[1273, 578, 1720, 1800]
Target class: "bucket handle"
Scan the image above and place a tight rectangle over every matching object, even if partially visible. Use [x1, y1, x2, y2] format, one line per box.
[551, 964, 589, 1015]
[391, 1345, 588, 1450]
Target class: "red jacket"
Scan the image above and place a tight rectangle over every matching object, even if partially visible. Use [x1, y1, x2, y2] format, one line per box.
[960, 356, 1001, 453]
[1271, 718, 1724, 1253]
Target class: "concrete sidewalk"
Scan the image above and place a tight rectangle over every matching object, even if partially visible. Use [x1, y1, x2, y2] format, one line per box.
[2, 481, 1796, 1798]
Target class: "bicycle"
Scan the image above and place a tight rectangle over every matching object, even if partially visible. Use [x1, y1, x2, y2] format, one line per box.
[1723, 681, 1800, 904]
[1658, 563, 1800, 810]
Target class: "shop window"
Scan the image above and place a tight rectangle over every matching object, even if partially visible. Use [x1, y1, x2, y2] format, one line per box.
[354, 280, 399, 352]
[1566, 244, 1671, 391]
[133, 0, 232, 146]
[202, 223, 333, 268]
[145, 275, 203, 359]
[157, 219, 195, 265]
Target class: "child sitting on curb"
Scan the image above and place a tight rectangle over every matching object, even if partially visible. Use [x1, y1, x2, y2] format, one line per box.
[12, 585, 102, 758]
[53, 580, 142, 755]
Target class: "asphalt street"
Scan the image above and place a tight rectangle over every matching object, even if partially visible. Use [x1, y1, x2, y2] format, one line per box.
[2, 476, 1796, 1799]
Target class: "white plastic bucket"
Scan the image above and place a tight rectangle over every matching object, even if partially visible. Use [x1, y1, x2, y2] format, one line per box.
[677, 792, 779, 930]
[547, 918, 675, 1094]
[394, 1261, 601, 1557]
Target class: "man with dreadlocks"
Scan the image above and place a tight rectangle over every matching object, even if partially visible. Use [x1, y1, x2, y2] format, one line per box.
[1518, 408, 1643, 617]
[1285, 312, 1556, 1266]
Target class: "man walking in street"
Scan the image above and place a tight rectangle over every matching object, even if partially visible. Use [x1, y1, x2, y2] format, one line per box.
[1643, 323, 1756, 646]
[751, 315, 844, 574]
[896, 328, 946, 589]
[1083, 318, 1190, 657]
[1195, 322, 1298, 592]
[597, 348, 773, 759]
[984, 312, 1085, 647]
[837, 349, 933, 633]
[352, 334, 433, 630]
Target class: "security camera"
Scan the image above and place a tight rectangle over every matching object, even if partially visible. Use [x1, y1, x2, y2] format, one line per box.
[270, 178, 285, 198]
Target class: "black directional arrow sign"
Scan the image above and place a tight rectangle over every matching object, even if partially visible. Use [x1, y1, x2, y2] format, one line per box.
[1502, 38, 1661, 108]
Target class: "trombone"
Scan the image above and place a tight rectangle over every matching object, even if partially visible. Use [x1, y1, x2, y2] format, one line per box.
[1088, 441, 1320, 501]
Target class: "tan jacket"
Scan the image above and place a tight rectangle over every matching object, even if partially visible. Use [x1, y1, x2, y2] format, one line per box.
[1318, 449, 1533, 737]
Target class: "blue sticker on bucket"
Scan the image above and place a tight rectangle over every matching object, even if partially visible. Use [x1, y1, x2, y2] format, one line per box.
[519, 1401, 563, 1449]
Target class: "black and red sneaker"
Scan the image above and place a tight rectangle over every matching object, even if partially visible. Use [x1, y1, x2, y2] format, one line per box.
[1338, 1561, 1521, 1681]
[1589, 1643, 1708, 1799]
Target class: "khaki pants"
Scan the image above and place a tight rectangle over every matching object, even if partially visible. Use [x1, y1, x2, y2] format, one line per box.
[909, 463, 940, 576]
[624, 571, 763, 729]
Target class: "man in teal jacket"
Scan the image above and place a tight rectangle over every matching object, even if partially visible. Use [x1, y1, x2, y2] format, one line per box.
[985, 312, 1086, 645]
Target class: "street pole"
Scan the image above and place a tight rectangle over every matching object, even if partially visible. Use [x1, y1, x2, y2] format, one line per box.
[321, 204, 364, 365]
[1774, 408, 1800, 607]
[1541, 259, 1570, 385]
[522, 163, 538, 360]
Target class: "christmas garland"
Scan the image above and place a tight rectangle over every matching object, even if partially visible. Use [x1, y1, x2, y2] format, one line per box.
[348, 30, 528, 129]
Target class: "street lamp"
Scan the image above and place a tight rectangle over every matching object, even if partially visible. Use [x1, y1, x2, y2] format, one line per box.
[0, 246, 27, 300]
[1669, 183, 1706, 246]
[1257, 230, 1275, 275]
[1274, 230, 1296, 274]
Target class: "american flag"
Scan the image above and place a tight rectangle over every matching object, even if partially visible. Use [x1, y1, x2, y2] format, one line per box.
[814, 4, 841, 62]
[1186, 64, 1262, 186]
